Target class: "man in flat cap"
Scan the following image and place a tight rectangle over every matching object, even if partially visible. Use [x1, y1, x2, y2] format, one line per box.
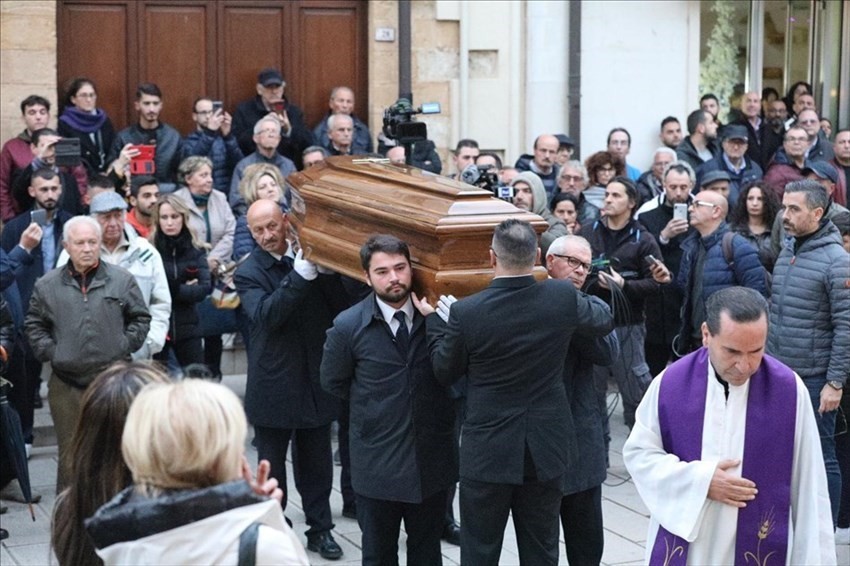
[232, 68, 314, 168]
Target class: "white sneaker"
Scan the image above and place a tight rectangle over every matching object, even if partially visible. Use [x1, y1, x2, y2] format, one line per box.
[835, 526, 850, 545]
[25, 443, 32, 459]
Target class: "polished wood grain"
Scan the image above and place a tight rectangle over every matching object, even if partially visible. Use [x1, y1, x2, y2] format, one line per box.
[288, 156, 549, 301]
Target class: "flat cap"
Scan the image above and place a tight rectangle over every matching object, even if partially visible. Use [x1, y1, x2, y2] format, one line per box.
[700, 170, 732, 187]
[89, 191, 128, 214]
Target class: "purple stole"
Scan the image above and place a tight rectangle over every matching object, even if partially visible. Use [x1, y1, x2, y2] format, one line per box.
[650, 348, 797, 566]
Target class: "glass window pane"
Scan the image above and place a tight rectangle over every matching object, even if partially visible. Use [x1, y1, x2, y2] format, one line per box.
[699, 0, 751, 123]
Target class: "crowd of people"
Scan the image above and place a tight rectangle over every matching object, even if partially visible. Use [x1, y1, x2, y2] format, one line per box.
[0, 68, 848, 565]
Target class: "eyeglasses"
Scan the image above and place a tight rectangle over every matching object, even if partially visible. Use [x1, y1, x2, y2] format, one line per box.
[194, 109, 215, 116]
[691, 200, 718, 209]
[75, 92, 96, 99]
[551, 254, 591, 271]
[560, 175, 583, 182]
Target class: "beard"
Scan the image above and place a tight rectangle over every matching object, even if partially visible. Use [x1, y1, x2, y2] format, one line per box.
[375, 281, 411, 305]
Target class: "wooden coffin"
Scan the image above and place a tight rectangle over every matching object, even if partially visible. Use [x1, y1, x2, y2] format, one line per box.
[287, 156, 549, 302]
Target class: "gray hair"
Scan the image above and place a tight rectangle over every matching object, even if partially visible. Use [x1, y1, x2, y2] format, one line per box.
[560, 160, 589, 184]
[653, 147, 677, 160]
[177, 156, 213, 185]
[302, 145, 329, 158]
[662, 160, 696, 185]
[330, 86, 353, 101]
[253, 116, 281, 135]
[548, 235, 591, 257]
[784, 179, 829, 211]
[327, 113, 353, 131]
[63, 215, 102, 242]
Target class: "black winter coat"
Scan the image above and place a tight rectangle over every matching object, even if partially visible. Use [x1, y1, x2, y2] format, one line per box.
[234, 248, 348, 428]
[155, 230, 210, 343]
[232, 96, 314, 169]
[321, 295, 458, 502]
[579, 218, 663, 326]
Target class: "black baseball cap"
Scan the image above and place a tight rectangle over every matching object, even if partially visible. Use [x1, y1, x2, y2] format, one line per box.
[721, 124, 748, 142]
[258, 68, 285, 87]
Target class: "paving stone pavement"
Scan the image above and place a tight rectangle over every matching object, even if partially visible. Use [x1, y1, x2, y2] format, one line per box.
[2, 363, 847, 565]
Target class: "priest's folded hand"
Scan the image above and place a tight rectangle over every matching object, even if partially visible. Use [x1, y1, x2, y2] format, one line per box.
[707, 459, 757, 508]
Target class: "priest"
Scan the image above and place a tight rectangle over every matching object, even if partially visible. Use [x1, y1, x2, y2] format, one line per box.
[624, 286, 835, 565]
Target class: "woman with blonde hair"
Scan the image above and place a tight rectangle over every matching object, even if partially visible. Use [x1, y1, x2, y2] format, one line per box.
[232, 163, 287, 260]
[149, 194, 211, 372]
[85, 379, 309, 565]
[51, 361, 170, 566]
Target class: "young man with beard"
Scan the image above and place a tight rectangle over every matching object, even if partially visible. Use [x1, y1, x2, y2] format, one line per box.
[321, 235, 458, 565]
[125, 176, 159, 238]
[1, 167, 73, 444]
[108, 83, 183, 192]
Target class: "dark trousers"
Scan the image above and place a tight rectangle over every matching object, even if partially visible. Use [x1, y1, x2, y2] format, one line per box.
[644, 342, 671, 378]
[203, 334, 223, 376]
[356, 490, 446, 566]
[6, 343, 36, 443]
[460, 476, 562, 566]
[154, 337, 203, 371]
[560, 485, 604, 566]
[837, 390, 850, 528]
[445, 397, 464, 525]
[253, 424, 334, 535]
[338, 403, 354, 508]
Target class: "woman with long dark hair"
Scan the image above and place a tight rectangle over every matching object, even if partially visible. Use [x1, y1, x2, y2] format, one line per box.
[150, 194, 211, 372]
[730, 181, 780, 272]
[174, 156, 235, 381]
[50, 362, 170, 566]
[57, 77, 115, 174]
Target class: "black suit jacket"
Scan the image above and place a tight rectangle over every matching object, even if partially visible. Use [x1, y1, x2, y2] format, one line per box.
[234, 249, 347, 429]
[426, 275, 614, 484]
[321, 294, 458, 503]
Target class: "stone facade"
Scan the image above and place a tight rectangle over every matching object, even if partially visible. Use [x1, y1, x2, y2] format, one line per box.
[368, 0, 459, 172]
[0, 1, 57, 145]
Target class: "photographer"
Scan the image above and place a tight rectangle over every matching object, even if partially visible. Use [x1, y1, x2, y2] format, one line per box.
[578, 176, 662, 452]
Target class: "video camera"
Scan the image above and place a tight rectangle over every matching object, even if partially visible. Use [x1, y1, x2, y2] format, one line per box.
[382, 98, 440, 145]
[461, 164, 514, 202]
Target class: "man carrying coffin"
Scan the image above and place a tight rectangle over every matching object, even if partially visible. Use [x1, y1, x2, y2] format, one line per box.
[624, 286, 835, 565]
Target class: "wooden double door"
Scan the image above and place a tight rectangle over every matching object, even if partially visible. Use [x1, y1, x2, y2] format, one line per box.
[58, 0, 369, 137]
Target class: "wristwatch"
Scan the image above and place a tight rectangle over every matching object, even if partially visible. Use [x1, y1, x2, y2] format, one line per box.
[827, 380, 844, 391]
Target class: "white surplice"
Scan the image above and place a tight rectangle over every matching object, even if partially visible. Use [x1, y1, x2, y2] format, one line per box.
[623, 364, 836, 565]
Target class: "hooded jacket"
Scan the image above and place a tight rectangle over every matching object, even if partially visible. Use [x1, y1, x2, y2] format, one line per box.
[86, 481, 309, 566]
[510, 171, 567, 257]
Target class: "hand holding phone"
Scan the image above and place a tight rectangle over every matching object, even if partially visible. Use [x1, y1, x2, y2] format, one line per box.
[30, 209, 48, 227]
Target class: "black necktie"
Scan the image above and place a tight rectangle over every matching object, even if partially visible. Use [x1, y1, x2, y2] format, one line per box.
[394, 310, 409, 357]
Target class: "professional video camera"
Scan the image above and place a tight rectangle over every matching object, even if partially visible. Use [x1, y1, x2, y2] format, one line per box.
[382, 98, 440, 146]
[460, 163, 514, 202]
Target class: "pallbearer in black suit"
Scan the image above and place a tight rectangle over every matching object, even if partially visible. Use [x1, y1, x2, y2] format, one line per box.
[415, 219, 615, 565]
[321, 235, 458, 566]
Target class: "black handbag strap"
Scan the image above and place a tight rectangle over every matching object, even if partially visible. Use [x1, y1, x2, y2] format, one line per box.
[237, 521, 262, 566]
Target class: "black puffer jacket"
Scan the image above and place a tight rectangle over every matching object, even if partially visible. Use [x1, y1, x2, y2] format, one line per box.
[154, 230, 210, 343]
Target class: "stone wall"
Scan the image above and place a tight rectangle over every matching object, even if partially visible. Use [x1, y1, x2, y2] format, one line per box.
[0, 1, 57, 144]
[368, 0, 459, 174]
